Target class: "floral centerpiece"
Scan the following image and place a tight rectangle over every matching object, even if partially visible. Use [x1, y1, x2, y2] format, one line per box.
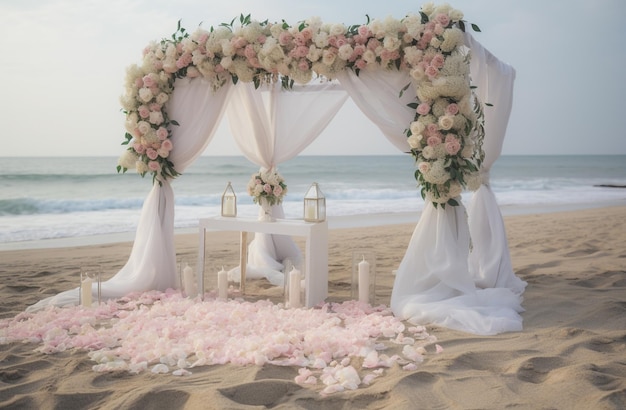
[247, 168, 287, 206]
[117, 3, 485, 207]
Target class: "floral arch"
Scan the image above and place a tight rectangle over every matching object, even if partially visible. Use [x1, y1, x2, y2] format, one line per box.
[29, 3, 526, 336]
[117, 3, 485, 206]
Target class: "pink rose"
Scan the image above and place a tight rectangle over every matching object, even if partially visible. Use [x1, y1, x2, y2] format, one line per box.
[445, 140, 461, 155]
[263, 184, 272, 194]
[298, 59, 309, 71]
[161, 139, 173, 151]
[355, 59, 367, 69]
[436, 13, 450, 27]
[427, 123, 439, 134]
[148, 160, 161, 172]
[427, 136, 442, 146]
[445, 103, 459, 115]
[156, 127, 168, 141]
[431, 54, 445, 68]
[416, 102, 431, 115]
[133, 142, 146, 154]
[278, 32, 292, 46]
[358, 25, 371, 38]
[138, 105, 150, 119]
[425, 65, 439, 78]
[273, 186, 283, 196]
[418, 162, 430, 174]
[146, 148, 159, 160]
[244, 44, 256, 59]
[142, 74, 156, 88]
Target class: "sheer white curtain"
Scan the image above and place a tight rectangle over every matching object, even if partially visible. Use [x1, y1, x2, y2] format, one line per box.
[226, 81, 348, 285]
[27, 78, 232, 311]
[464, 33, 527, 295]
[336, 60, 523, 335]
[335, 68, 413, 152]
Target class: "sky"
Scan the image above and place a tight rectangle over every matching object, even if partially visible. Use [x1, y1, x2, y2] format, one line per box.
[1, 0, 625, 157]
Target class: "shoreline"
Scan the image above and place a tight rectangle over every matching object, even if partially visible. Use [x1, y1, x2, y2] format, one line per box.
[1, 200, 623, 252]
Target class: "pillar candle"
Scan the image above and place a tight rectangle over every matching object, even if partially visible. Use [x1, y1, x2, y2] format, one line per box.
[218, 267, 228, 300]
[81, 276, 93, 307]
[289, 267, 301, 308]
[183, 264, 196, 298]
[305, 203, 316, 220]
[358, 256, 370, 303]
[223, 198, 235, 216]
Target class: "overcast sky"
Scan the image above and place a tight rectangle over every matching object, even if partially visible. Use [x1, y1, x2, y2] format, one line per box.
[1, 0, 625, 157]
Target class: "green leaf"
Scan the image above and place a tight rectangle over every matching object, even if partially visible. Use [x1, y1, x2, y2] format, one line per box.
[448, 198, 459, 206]
[170, 120, 179, 126]
[485, 102, 493, 107]
[407, 102, 418, 110]
[471, 23, 481, 32]
[419, 11, 428, 24]
[399, 82, 411, 98]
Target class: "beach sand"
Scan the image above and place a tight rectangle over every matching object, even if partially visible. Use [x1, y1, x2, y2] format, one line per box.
[1, 206, 625, 409]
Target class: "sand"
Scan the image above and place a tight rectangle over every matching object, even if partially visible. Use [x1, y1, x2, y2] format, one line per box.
[1, 206, 625, 409]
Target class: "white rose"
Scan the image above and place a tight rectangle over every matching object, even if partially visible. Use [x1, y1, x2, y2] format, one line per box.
[338, 44, 353, 60]
[135, 160, 149, 174]
[137, 121, 151, 135]
[449, 9, 464, 21]
[438, 115, 454, 130]
[156, 92, 169, 105]
[407, 135, 421, 149]
[329, 24, 346, 36]
[118, 150, 138, 169]
[138, 87, 153, 103]
[410, 121, 425, 135]
[149, 111, 164, 126]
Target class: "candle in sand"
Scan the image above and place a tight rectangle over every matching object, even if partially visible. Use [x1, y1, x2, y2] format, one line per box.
[218, 266, 228, 300]
[289, 267, 301, 308]
[358, 256, 370, 303]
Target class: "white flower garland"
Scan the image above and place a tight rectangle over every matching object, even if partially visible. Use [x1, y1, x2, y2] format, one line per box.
[118, 3, 485, 206]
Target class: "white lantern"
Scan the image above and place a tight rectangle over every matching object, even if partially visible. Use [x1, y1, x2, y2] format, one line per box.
[303, 182, 325, 222]
[221, 182, 237, 217]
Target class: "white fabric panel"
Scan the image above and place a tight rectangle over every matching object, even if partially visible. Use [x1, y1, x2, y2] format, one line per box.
[464, 33, 527, 294]
[27, 78, 232, 311]
[335, 69, 414, 153]
[226, 81, 348, 284]
[390, 202, 524, 335]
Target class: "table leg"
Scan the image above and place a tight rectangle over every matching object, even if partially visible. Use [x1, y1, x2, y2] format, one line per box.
[240, 231, 247, 294]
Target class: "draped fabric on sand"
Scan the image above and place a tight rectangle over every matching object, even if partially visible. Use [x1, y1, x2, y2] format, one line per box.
[389, 34, 524, 334]
[463, 33, 527, 295]
[27, 35, 525, 335]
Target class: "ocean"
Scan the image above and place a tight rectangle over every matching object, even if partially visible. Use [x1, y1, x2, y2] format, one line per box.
[1, 155, 625, 249]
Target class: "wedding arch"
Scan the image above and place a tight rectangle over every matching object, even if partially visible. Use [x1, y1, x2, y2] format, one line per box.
[28, 4, 526, 335]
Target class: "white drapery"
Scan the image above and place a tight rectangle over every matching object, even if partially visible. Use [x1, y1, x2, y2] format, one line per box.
[27, 38, 525, 336]
[335, 69, 414, 153]
[464, 33, 527, 295]
[226, 81, 348, 285]
[27, 78, 232, 311]
[388, 36, 525, 334]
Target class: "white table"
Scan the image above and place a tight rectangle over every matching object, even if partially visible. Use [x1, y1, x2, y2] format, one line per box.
[197, 216, 328, 307]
